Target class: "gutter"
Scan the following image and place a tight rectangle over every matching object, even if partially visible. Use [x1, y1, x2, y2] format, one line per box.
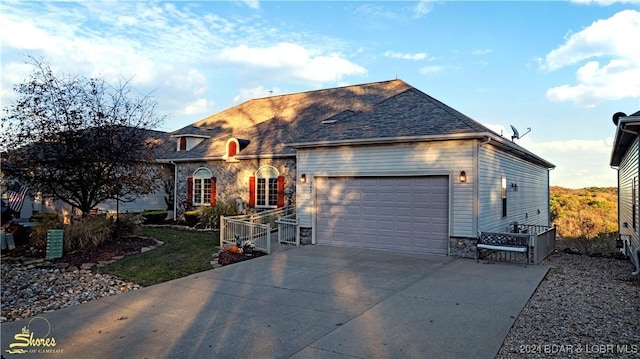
[170, 161, 177, 220]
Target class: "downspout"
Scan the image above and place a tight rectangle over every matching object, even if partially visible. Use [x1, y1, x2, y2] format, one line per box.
[171, 161, 177, 220]
[632, 247, 640, 276]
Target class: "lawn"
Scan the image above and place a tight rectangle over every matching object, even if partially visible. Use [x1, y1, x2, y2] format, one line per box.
[99, 227, 218, 286]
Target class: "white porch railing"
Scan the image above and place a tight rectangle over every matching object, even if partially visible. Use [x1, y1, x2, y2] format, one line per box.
[277, 213, 299, 246]
[220, 206, 295, 255]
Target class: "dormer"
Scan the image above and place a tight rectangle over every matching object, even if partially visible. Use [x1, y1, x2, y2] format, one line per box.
[172, 134, 209, 152]
[224, 137, 250, 162]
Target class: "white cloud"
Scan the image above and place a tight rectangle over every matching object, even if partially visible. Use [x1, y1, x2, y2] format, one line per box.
[218, 43, 366, 83]
[233, 86, 282, 103]
[384, 51, 427, 60]
[414, 0, 434, 18]
[472, 49, 493, 56]
[542, 10, 640, 106]
[419, 65, 444, 75]
[570, 0, 640, 5]
[523, 137, 616, 188]
[182, 98, 216, 116]
[242, 0, 260, 10]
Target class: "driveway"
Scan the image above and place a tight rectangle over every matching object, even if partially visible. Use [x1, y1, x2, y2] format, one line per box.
[1, 245, 548, 358]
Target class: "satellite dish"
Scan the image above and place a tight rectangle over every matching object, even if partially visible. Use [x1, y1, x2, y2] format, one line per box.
[510, 125, 531, 142]
[613, 112, 627, 126]
[510, 125, 520, 141]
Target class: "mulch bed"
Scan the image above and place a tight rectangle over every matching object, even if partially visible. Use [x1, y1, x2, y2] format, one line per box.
[217, 249, 267, 266]
[2, 237, 157, 268]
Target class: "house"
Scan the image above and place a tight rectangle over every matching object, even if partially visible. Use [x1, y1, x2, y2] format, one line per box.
[3, 128, 175, 219]
[160, 79, 555, 257]
[609, 110, 640, 275]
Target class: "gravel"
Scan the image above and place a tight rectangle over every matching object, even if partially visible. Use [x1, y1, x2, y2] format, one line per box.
[2, 248, 639, 358]
[1, 260, 140, 323]
[497, 251, 640, 358]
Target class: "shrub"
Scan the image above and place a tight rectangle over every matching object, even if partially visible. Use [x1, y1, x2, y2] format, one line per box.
[111, 213, 143, 239]
[184, 210, 201, 226]
[30, 212, 60, 223]
[29, 215, 64, 247]
[141, 209, 168, 225]
[199, 202, 238, 229]
[64, 217, 113, 251]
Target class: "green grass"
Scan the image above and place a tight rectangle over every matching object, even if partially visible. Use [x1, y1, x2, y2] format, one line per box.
[99, 227, 219, 286]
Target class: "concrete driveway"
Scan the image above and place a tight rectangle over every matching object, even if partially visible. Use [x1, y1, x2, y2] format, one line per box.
[1, 245, 548, 358]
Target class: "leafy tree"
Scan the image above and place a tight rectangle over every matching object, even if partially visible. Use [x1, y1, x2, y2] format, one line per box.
[1, 57, 167, 216]
[549, 186, 617, 239]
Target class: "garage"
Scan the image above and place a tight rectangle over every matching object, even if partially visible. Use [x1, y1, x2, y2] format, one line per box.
[315, 176, 449, 255]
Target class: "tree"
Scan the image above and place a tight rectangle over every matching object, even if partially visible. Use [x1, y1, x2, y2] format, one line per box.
[1, 57, 167, 216]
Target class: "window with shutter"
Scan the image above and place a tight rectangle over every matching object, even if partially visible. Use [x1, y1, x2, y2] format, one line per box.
[253, 166, 280, 208]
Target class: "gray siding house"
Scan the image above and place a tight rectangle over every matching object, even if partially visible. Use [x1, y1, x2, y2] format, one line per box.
[610, 110, 640, 275]
[161, 79, 555, 257]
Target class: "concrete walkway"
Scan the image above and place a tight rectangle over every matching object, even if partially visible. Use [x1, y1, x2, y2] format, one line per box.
[1, 245, 548, 358]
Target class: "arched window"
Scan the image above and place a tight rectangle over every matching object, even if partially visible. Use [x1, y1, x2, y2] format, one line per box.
[249, 166, 284, 208]
[188, 168, 216, 206]
[179, 137, 187, 151]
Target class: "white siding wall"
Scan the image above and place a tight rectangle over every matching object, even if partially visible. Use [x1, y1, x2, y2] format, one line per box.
[296, 140, 476, 237]
[478, 143, 550, 232]
[618, 137, 639, 264]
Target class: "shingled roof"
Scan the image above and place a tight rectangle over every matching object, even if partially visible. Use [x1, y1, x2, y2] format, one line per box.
[162, 79, 414, 160]
[160, 79, 551, 169]
[290, 87, 492, 145]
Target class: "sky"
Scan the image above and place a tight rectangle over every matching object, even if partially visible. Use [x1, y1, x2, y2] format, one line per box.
[1, 0, 639, 189]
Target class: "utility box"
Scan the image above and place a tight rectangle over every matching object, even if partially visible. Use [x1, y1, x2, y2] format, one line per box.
[46, 229, 64, 259]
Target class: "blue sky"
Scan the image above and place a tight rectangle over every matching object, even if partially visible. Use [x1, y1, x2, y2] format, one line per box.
[1, 0, 639, 188]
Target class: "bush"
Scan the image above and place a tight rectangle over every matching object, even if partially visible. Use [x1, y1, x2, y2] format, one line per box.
[199, 202, 238, 229]
[29, 215, 64, 247]
[64, 217, 113, 251]
[184, 210, 201, 226]
[30, 212, 60, 223]
[111, 213, 143, 239]
[141, 209, 168, 224]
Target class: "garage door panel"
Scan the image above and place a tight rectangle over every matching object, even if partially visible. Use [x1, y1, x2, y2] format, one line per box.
[316, 176, 449, 255]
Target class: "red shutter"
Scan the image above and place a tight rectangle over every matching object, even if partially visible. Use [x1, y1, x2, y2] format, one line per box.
[179, 137, 187, 151]
[210, 177, 217, 206]
[187, 176, 193, 204]
[248, 176, 256, 208]
[277, 175, 285, 207]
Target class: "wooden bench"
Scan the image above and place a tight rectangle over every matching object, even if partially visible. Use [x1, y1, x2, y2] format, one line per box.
[477, 231, 530, 266]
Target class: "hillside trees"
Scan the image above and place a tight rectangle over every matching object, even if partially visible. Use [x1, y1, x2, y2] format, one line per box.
[0, 57, 167, 216]
[550, 186, 617, 239]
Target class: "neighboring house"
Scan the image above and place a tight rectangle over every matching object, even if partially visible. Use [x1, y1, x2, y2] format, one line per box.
[5, 129, 174, 219]
[159, 79, 555, 256]
[609, 110, 640, 275]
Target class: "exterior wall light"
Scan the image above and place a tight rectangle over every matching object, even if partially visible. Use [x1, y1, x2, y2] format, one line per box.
[459, 171, 466, 183]
[300, 174, 307, 183]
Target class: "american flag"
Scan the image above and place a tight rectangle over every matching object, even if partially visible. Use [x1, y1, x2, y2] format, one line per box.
[8, 182, 29, 213]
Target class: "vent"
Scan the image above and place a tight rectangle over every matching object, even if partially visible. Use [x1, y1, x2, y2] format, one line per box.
[322, 119, 337, 124]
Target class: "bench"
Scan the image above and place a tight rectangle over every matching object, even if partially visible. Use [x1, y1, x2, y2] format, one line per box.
[477, 231, 530, 266]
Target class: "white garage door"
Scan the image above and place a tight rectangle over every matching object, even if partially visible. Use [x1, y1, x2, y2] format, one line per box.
[316, 176, 449, 255]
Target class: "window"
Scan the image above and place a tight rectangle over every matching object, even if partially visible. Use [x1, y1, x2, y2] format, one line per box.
[188, 168, 215, 206]
[249, 166, 284, 208]
[501, 177, 507, 218]
[179, 137, 187, 151]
